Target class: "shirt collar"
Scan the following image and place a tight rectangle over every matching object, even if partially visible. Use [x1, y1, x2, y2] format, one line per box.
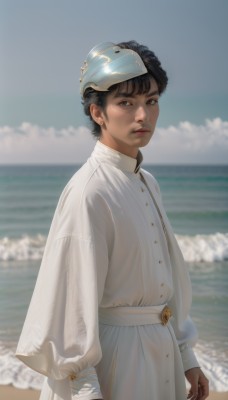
[92, 141, 143, 174]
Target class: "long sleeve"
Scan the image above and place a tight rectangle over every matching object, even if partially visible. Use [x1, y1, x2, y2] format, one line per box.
[16, 172, 113, 399]
[166, 230, 200, 371]
[70, 367, 103, 399]
[142, 170, 200, 371]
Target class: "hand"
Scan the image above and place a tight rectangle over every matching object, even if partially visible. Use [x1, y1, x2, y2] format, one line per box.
[185, 367, 209, 400]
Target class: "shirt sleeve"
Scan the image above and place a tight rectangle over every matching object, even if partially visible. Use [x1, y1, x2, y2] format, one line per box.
[16, 180, 113, 399]
[142, 170, 200, 372]
[70, 367, 103, 399]
[166, 226, 200, 371]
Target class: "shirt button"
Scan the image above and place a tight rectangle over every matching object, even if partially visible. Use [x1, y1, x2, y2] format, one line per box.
[145, 202, 148, 206]
[161, 283, 164, 287]
[154, 240, 158, 244]
[141, 187, 145, 192]
[160, 294, 163, 298]
[166, 354, 169, 358]
[151, 222, 154, 226]
[158, 260, 162, 264]
[166, 380, 169, 384]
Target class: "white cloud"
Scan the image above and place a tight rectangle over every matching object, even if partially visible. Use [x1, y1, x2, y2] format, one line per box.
[0, 118, 227, 164]
[143, 118, 228, 164]
[0, 123, 96, 164]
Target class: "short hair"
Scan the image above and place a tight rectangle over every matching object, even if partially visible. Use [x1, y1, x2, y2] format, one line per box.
[82, 40, 168, 138]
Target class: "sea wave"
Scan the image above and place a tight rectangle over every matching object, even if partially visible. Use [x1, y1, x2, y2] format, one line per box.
[0, 343, 44, 390]
[0, 235, 46, 261]
[0, 232, 227, 263]
[176, 232, 228, 262]
[0, 341, 227, 391]
[194, 341, 228, 392]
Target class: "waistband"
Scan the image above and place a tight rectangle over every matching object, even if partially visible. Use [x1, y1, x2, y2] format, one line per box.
[99, 304, 172, 326]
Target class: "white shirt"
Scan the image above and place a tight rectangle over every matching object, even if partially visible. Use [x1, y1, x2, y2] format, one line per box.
[16, 141, 199, 400]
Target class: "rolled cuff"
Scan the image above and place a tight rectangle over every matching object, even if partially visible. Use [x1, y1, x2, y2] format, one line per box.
[70, 367, 103, 400]
[179, 343, 200, 372]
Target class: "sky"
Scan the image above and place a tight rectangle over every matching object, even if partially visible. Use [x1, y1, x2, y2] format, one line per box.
[0, 0, 228, 164]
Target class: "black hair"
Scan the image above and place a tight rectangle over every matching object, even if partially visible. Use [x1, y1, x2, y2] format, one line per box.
[82, 40, 168, 138]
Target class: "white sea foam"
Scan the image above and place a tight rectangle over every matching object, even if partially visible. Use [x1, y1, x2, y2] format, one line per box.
[0, 233, 228, 263]
[0, 343, 44, 390]
[0, 235, 46, 261]
[176, 232, 228, 263]
[0, 341, 227, 391]
[194, 342, 228, 392]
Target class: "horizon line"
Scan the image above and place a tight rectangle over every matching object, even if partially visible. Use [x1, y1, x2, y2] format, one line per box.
[0, 163, 227, 167]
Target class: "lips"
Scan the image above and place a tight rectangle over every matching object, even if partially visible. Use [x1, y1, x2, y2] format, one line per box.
[135, 129, 150, 133]
[133, 128, 151, 136]
[133, 127, 151, 133]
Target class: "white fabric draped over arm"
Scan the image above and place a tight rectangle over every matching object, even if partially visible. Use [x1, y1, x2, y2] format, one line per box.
[167, 232, 200, 371]
[142, 170, 200, 372]
[16, 179, 113, 399]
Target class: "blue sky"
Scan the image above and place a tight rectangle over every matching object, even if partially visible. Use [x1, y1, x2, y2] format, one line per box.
[0, 0, 227, 164]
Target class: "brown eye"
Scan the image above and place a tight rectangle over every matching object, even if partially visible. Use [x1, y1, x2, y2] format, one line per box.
[119, 100, 131, 106]
[148, 99, 158, 106]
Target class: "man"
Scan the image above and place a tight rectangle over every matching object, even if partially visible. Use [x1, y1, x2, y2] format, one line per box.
[16, 41, 209, 400]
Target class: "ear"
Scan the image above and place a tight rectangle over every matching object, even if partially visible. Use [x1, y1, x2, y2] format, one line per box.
[90, 104, 104, 126]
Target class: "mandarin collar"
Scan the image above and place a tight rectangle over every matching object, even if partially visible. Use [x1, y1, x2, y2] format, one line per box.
[91, 141, 143, 174]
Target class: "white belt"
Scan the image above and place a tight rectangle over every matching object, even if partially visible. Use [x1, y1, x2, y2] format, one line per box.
[99, 304, 172, 327]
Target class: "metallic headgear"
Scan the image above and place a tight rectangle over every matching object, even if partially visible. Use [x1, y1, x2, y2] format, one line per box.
[80, 42, 148, 96]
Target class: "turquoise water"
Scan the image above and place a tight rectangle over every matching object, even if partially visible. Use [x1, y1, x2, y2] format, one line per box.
[1, 164, 227, 237]
[0, 164, 227, 391]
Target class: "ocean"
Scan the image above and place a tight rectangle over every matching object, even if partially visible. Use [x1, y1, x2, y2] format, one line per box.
[0, 164, 227, 391]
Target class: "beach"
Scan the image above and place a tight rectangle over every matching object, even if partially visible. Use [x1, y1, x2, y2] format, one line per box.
[0, 386, 227, 400]
[0, 164, 227, 394]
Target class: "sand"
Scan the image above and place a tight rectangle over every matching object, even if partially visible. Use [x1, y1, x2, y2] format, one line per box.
[0, 386, 227, 400]
[0, 386, 40, 400]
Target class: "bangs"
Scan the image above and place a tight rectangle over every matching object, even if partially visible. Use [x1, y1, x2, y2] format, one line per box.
[109, 74, 154, 96]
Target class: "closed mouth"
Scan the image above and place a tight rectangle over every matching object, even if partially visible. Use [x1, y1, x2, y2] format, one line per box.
[133, 129, 150, 134]
[133, 126, 151, 133]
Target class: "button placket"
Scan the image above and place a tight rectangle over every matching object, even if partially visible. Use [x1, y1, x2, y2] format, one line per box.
[138, 175, 172, 326]
[139, 179, 165, 277]
[162, 339, 173, 398]
[139, 181, 156, 228]
[159, 280, 166, 299]
[147, 194, 164, 267]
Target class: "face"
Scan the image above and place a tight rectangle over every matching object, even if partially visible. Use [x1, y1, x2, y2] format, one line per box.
[91, 78, 160, 158]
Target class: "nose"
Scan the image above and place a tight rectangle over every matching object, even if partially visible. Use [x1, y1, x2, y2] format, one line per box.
[135, 105, 148, 122]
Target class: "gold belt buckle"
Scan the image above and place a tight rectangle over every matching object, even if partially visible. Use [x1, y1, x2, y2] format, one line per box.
[161, 305, 172, 326]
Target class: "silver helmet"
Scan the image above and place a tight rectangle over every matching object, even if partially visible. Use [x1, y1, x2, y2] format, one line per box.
[80, 42, 148, 96]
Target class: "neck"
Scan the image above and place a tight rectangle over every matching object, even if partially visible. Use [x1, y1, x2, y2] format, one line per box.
[99, 138, 139, 159]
